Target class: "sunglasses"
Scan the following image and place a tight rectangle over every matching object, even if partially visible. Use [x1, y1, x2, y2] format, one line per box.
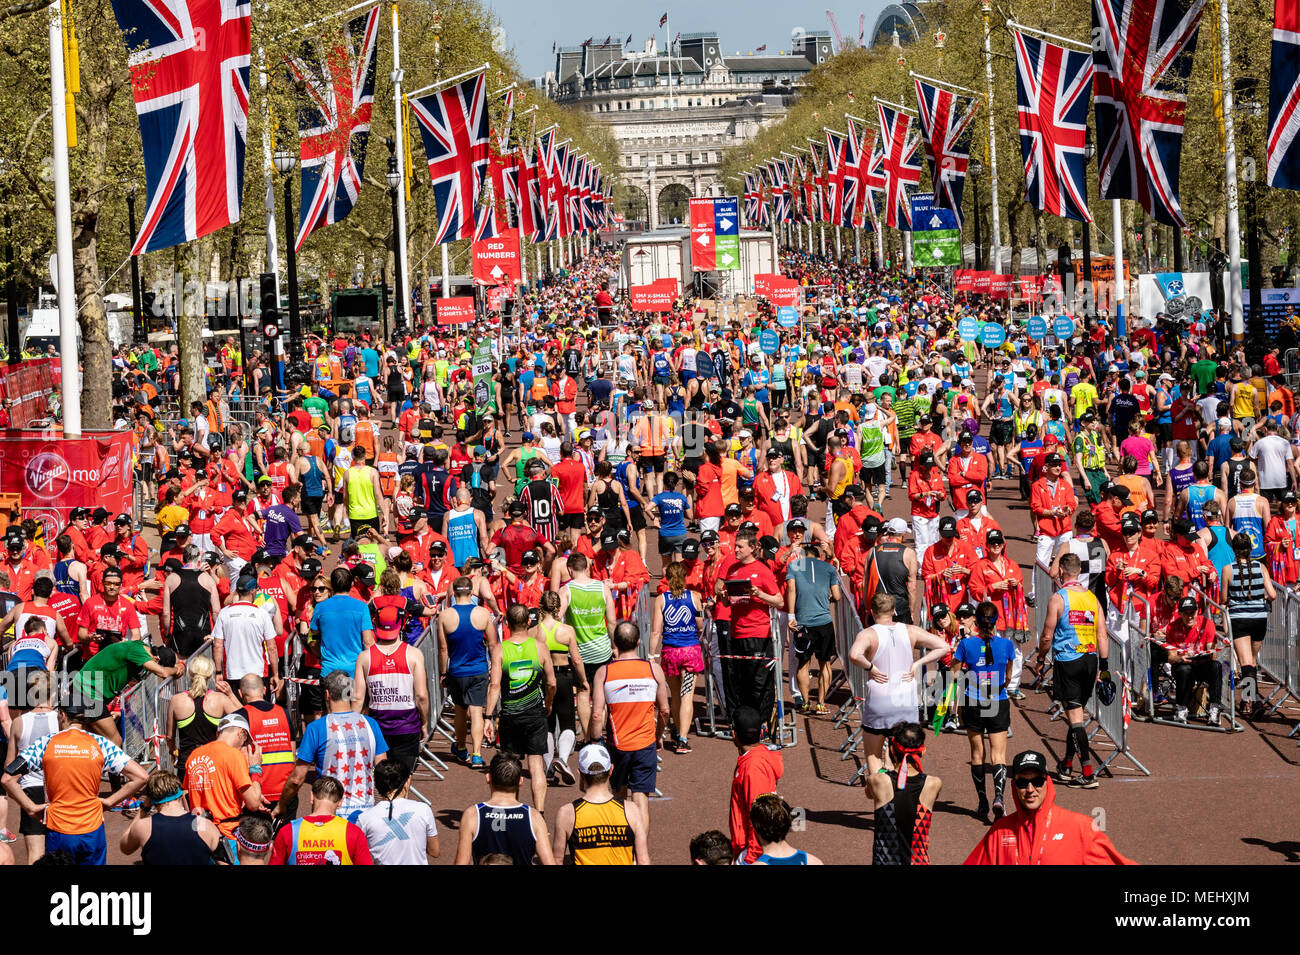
[1013, 775, 1047, 790]
[312, 585, 329, 593]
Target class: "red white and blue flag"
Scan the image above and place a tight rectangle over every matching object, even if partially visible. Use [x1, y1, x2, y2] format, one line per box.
[825, 129, 848, 227]
[286, 6, 380, 251]
[1269, 0, 1300, 189]
[537, 128, 560, 240]
[1013, 30, 1094, 222]
[475, 87, 515, 240]
[743, 171, 761, 225]
[913, 78, 979, 225]
[410, 71, 489, 244]
[109, 0, 251, 254]
[770, 159, 792, 222]
[876, 102, 923, 230]
[1092, 0, 1205, 227]
[848, 115, 885, 230]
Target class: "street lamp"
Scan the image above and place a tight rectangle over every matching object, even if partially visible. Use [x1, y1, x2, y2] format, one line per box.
[969, 161, 984, 271]
[1243, 98, 1265, 346]
[1082, 131, 1095, 317]
[125, 184, 144, 344]
[272, 147, 306, 381]
[386, 136, 406, 340]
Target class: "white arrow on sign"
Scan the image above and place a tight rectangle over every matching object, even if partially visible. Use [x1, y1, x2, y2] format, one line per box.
[490, 265, 504, 279]
[696, 232, 711, 246]
[929, 214, 943, 229]
[932, 246, 944, 259]
[720, 252, 735, 265]
[718, 217, 733, 231]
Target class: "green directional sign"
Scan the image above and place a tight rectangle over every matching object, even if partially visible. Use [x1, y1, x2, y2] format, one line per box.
[715, 235, 740, 271]
[912, 230, 961, 266]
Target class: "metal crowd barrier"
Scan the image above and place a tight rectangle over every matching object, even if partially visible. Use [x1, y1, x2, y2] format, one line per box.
[1260, 585, 1300, 720]
[120, 668, 168, 771]
[1029, 560, 1056, 693]
[630, 585, 665, 796]
[412, 629, 447, 792]
[767, 609, 798, 748]
[148, 639, 217, 774]
[827, 570, 874, 785]
[1082, 602, 1149, 774]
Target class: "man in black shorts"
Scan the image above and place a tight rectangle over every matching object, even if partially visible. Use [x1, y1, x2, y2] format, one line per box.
[1035, 552, 1111, 791]
[489, 604, 556, 813]
[785, 539, 842, 713]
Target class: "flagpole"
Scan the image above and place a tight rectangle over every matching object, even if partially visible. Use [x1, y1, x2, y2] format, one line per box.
[49, 0, 78, 435]
[1003, 21, 1091, 51]
[407, 61, 490, 98]
[981, 1, 1003, 274]
[1113, 198, 1125, 337]
[391, 2, 410, 333]
[666, 13, 674, 110]
[1217, 0, 1244, 343]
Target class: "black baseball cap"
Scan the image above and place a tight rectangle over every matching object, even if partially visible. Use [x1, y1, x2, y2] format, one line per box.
[410, 506, 428, 521]
[1140, 508, 1159, 525]
[601, 530, 620, 549]
[250, 549, 273, 566]
[1120, 513, 1142, 533]
[292, 533, 315, 549]
[787, 519, 807, 532]
[739, 521, 759, 535]
[1104, 482, 1131, 500]
[966, 488, 982, 504]
[429, 540, 448, 555]
[507, 501, 526, 517]
[521, 550, 540, 565]
[1283, 490, 1299, 504]
[958, 431, 974, 444]
[1172, 518, 1194, 537]
[1044, 452, 1064, 466]
[114, 513, 133, 526]
[725, 503, 743, 517]
[92, 507, 111, 521]
[955, 603, 977, 618]
[700, 530, 720, 545]
[1011, 750, 1049, 775]
[231, 489, 248, 503]
[682, 539, 701, 558]
[860, 516, 882, 537]
[299, 557, 322, 577]
[931, 604, 951, 622]
[1178, 596, 1199, 613]
[918, 450, 936, 466]
[586, 506, 604, 519]
[985, 529, 1005, 546]
[765, 447, 784, 459]
[939, 516, 958, 538]
[352, 563, 375, 583]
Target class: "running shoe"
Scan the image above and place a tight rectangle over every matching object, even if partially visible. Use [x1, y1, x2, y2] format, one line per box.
[452, 747, 470, 765]
[943, 719, 960, 733]
[0, 829, 15, 844]
[1025, 595, 1036, 609]
[991, 797, 1005, 820]
[1052, 764, 1074, 783]
[1173, 706, 1189, 724]
[792, 690, 806, 710]
[975, 796, 990, 823]
[1008, 689, 1026, 701]
[552, 757, 576, 786]
[113, 797, 143, 813]
[673, 735, 693, 755]
[1069, 774, 1100, 790]
[1207, 704, 1222, 725]
[470, 753, 485, 770]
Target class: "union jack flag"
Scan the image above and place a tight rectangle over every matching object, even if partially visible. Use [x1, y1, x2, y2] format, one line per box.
[770, 159, 792, 222]
[1268, 0, 1300, 189]
[846, 115, 885, 230]
[914, 78, 979, 225]
[807, 140, 828, 223]
[1092, 0, 1206, 227]
[537, 128, 560, 240]
[475, 87, 516, 240]
[410, 71, 489, 244]
[743, 171, 762, 225]
[876, 102, 923, 230]
[286, 7, 380, 252]
[109, 0, 251, 254]
[785, 153, 811, 224]
[825, 130, 847, 227]
[1013, 30, 1094, 222]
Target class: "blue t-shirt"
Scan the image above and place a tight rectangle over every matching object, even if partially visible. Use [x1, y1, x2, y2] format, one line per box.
[311, 594, 373, 676]
[1206, 433, 1234, 472]
[361, 347, 380, 379]
[589, 378, 613, 407]
[651, 491, 689, 537]
[954, 635, 1016, 702]
[784, 556, 836, 626]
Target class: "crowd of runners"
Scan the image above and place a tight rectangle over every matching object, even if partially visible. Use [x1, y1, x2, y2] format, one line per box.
[9, 241, 1297, 864]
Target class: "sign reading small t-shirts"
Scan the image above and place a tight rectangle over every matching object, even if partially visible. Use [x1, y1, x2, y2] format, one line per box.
[980, 323, 1007, 348]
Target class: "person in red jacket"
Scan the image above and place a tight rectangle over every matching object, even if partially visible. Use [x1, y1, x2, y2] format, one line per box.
[1162, 518, 1215, 591]
[946, 432, 987, 519]
[729, 706, 783, 865]
[752, 449, 804, 527]
[955, 489, 1004, 560]
[1264, 490, 1300, 585]
[111, 514, 150, 594]
[921, 517, 977, 613]
[1091, 481, 1133, 553]
[551, 370, 579, 439]
[214, 489, 259, 580]
[1105, 512, 1160, 631]
[964, 750, 1134, 865]
[908, 449, 945, 566]
[1029, 452, 1077, 604]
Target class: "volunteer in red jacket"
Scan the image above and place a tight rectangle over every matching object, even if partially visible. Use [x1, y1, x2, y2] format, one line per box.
[907, 449, 944, 567]
[752, 448, 803, 527]
[964, 750, 1133, 865]
[214, 489, 259, 580]
[1028, 451, 1076, 605]
[111, 514, 149, 594]
[946, 431, 987, 520]
[552, 369, 579, 439]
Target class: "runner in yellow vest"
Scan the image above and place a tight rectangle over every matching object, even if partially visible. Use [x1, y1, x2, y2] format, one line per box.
[344, 458, 383, 534]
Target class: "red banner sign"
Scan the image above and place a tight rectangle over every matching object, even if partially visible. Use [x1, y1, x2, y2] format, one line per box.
[486, 286, 510, 313]
[0, 430, 134, 543]
[472, 228, 522, 285]
[971, 271, 993, 294]
[768, 278, 800, 307]
[629, 278, 679, 312]
[753, 272, 782, 297]
[954, 269, 975, 292]
[436, 297, 476, 325]
[989, 274, 1013, 299]
[0, 359, 55, 428]
[690, 198, 717, 271]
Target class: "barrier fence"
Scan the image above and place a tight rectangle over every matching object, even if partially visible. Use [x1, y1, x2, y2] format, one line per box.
[413, 628, 447, 798]
[1260, 586, 1300, 721]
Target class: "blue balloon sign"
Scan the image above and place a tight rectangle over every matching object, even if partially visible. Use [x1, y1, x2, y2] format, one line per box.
[777, 306, 799, 328]
[1053, 315, 1076, 340]
[1027, 315, 1048, 340]
[695, 351, 716, 380]
[958, 317, 979, 341]
[980, 323, 1007, 348]
[759, 329, 781, 355]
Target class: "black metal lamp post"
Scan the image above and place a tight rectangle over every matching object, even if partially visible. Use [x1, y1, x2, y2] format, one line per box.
[126, 185, 144, 344]
[969, 161, 984, 271]
[272, 148, 305, 380]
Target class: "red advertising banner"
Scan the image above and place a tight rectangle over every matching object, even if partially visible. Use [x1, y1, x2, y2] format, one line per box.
[989, 274, 1013, 298]
[954, 269, 975, 292]
[436, 297, 476, 325]
[0, 359, 55, 427]
[472, 229, 522, 285]
[690, 198, 717, 271]
[753, 272, 782, 297]
[971, 271, 993, 294]
[629, 278, 679, 312]
[486, 286, 510, 313]
[0, 430, 134, 543]
[768, 278, 800, 307]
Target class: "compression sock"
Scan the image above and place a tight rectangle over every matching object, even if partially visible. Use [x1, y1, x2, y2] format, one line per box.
[971, 763, 987, 799]
[544, 732, 556, 766]
[992, 763, 1008, 802]
[557, 729, 576, 767]
[1062, 720, 1078, 764]
[1240, 665, 1258, 706]
[1071, 723, 1093, 775]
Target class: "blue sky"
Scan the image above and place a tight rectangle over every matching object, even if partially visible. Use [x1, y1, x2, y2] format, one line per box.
[485, 0, 890, 78]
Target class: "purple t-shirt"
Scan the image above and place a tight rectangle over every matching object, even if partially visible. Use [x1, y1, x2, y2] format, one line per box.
[261, 503, 302, 557]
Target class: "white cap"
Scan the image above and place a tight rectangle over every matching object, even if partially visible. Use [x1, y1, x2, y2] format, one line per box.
[886, 517, 909, 536]
[218, 714, 251, 737]
[737, 429, 752, 439]
[1218, 416, 1232, 429]
[577, 743, 611, 775]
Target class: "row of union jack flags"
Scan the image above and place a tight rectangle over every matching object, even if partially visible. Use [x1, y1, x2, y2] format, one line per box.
[106, 0, 607, 255]
[744, 0, 1300, 235]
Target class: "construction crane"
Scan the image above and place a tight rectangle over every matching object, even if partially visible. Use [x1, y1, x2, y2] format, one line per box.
[825, 9, 866, 52]
[825, 9, 846, 51]
[858, 12, 866, 46]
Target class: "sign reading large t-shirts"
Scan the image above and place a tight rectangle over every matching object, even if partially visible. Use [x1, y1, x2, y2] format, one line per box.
[472, 228, 522, 285]
[690, 196, 740, 272]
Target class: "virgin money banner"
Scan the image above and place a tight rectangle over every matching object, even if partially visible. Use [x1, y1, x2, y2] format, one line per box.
[954, 269, 975, 292]
[436, 297, 476, 325]
[0, 359, 55, 428]
[0, 430, 134, 542]
[629, 279, 678, 312]
[472, 229, 522, 285]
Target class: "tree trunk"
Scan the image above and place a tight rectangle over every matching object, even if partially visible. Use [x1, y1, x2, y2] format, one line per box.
[179, 242, 207, 412]
[73, 230, 110, 431]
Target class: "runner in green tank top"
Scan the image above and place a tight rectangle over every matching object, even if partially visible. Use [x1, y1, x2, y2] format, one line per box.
[501, 638, 545, 715]
[345, 462, 380, 523]
[560, 557, 615, 671]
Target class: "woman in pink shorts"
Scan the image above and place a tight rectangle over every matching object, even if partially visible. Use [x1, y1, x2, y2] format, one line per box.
[650, 563, 705, 753]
